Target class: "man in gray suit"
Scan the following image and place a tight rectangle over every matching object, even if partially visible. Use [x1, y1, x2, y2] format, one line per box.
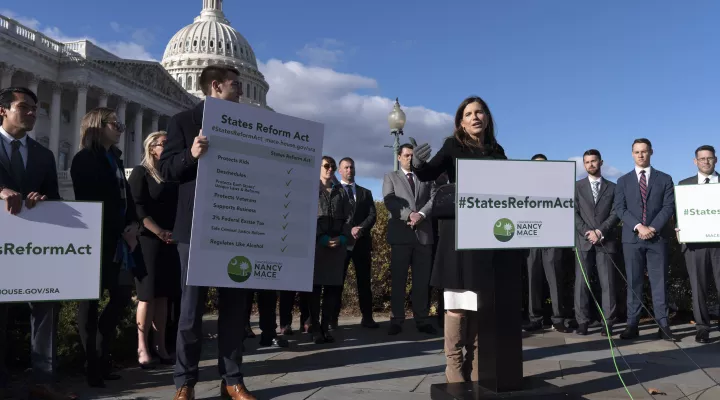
[573, 149, 619, 336]
[676, 144, 720, 344]
[383, 143, 438, 335]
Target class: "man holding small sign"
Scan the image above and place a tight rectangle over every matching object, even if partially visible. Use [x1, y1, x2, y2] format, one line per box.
[0, 87, 75, 399]
[676, 145, 720, 344]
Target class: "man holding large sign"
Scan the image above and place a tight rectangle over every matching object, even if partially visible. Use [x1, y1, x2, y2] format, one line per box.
[0, 87, 84, 399]
[158, 66, 257, 400]
[675, 144, 720, 344]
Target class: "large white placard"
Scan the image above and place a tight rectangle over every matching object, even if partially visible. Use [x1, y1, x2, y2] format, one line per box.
[188, 96, 324, 291]
[674, 184, 720, 243]
[0, 201, 103, 302]
[456, 159, 576, 250]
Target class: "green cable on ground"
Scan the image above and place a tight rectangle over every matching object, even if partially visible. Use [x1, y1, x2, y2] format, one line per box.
[574, 248, 634, 400]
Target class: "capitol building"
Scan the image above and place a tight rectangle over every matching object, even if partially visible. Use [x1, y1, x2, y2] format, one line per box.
[0, 0, 270, 198]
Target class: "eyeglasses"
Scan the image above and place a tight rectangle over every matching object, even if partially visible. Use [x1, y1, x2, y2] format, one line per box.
[106, 121, 126, 133]
[322, 163, 336, 171]
[697, 157, 716, 163]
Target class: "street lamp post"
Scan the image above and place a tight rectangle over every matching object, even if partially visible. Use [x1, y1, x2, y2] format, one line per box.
[386, 97, 407, 171]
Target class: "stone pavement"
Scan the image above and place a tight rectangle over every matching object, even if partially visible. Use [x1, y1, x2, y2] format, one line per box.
[54, 316, 720, 399]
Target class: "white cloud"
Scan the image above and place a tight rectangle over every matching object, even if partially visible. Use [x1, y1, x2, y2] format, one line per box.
[569, 156, 622, 180]
[296, 38, 348, 68]
[260, 59, 454, 179]
[1, 10, 156, 61]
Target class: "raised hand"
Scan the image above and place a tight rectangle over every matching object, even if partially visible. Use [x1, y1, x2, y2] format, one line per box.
[408, 137, 431, 169]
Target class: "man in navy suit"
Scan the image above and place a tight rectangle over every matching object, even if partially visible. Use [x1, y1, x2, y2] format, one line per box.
[614, 138, 678, 341]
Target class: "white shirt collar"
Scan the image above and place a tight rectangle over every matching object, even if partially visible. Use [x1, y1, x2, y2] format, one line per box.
[635, 165, 652, 175]
[698, 171, 719, 183]
[588, 175, 602, 183]
[340, 180, 355, 186]
[400, 167, 413, 176]
[0, 126, 28, 147]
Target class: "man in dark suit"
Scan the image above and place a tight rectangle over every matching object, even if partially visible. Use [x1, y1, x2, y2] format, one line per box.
[333, 157, 378, 328]
[573, 149, 619, 336]
[383, 143, 438, 335]
[0, 87, 74, 399]
[523, 154, 572, 333]
[676, 144, 720, 344]
[614, 138, 677, 341]
[158, 66, 256, 400]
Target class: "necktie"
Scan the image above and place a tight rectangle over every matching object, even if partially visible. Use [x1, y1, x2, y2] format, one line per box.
[407, 172, 416, 196]
[639, 170, 647, 225]
[10, 140, 25, 188]
[704, 177, 710, 184]
[591, 180, 599, 204]
[345, 184, 356, 206]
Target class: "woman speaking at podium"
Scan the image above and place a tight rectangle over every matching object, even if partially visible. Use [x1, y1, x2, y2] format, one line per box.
[409, 96, 507, 383]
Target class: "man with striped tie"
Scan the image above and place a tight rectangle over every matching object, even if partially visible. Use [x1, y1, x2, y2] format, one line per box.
[573, 149, 619, 336]
[614, 138, 678, 341]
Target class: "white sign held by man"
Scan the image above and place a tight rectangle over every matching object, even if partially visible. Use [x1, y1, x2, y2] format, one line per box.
[674, 184, 720, 243]
[187, 96, 325, 292]
[0, 201, 103, 302]
[456, 159, 576, 250]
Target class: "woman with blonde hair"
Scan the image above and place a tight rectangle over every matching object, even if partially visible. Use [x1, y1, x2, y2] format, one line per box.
[70, 107, 140, 387]
[128, 131, 180, 367]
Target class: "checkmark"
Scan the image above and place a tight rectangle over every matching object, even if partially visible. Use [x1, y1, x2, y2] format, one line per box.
[282, 223, 288, 230]
[285, 179, 292, 186]
[281, 234, 288, 241]
[286, 168, 293, 174]
[281, 245, 288, 252]
[283, 212, 289, 219]
[284, 201, 291, 208]
[284, 191, 291, 198]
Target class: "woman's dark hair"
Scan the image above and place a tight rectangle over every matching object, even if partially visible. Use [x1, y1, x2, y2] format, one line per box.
[453, 96, 497, 150]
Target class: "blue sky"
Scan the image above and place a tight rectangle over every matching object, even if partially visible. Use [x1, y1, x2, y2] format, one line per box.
[3, 0, 720, 200]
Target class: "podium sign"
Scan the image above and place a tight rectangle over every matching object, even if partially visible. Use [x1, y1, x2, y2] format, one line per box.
[456, 159, 576, 250]
[674, 183, 720, 243]
[0, 201, 103, 302]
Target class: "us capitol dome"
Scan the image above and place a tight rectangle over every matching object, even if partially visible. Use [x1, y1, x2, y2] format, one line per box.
[161, 0, 271, 109]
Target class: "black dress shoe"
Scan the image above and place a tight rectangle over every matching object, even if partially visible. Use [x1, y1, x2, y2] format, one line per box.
[575, 323, 588, 335]
[522, 321, 543, 332]
[245, 325, 256, 338]
[259, 335, 289, 348]
[552, 323, 572, 333]
[695, 330, 710, 344]
[657, 327, 679, 342]
[361, 318, 379, 329]
[388, 324, 402, 335]
[619, 326, 639, 339]
[417, 324, 438, 335]
[601, 326, 613, 337]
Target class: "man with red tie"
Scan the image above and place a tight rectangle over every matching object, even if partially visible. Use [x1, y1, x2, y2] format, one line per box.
[613, 138, 677, 341]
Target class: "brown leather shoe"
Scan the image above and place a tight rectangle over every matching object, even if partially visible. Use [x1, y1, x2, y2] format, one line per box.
[28, 384, 79, 400]
[221, 382, 257, 400]
[173, 385, 195, 400]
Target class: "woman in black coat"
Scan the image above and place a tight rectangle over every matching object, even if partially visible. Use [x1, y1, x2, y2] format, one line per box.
[409, 96, 508, 383]
[70, 107, 140, 388]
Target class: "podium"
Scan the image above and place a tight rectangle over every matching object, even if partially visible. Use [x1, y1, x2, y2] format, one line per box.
[431, 159, 576, 399]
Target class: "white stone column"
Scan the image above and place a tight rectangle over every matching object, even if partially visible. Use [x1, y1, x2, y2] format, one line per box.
[0, 64, 15, 88]
[72, 83, 89, 159]
[151, 112, 159, 133]
[49, 84, 62, 166]
[26, 75, 40, 139]
[116, 98, 127, 155]
[98, 91, 109, 108]
[133, 106, 144, 166]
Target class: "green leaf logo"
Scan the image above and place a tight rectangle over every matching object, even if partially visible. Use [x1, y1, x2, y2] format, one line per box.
[493, 218, 515, 242]
[227, 256, 253, 283]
